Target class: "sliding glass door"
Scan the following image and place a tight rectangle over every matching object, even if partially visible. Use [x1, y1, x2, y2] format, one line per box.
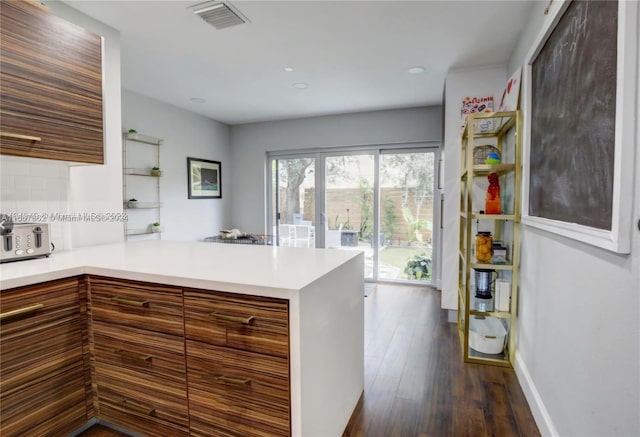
[324, 153, 375, 279]
[268, 145, 439, 285]
[378, 150, 436, 281]
[271, 156, 316, 248]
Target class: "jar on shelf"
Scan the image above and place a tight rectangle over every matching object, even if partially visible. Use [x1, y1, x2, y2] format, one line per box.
[475, 231, 493, 262]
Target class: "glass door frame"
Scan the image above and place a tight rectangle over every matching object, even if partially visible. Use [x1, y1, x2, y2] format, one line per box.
[267, 142, 441, 285]
[267, 152, 319, 247]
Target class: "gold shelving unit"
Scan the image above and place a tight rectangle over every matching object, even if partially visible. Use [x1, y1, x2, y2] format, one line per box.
[458, 111, 522, 367]
[122, 132, 163, 241]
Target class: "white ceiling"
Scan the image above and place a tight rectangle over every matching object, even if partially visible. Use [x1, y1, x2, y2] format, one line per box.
[62, 0, 535, 125]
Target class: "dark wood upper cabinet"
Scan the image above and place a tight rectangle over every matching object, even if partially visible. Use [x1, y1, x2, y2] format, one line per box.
[0, 0, 104, 164]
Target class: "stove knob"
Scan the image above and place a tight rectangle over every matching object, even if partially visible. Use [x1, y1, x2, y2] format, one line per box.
[15, 249, 24, 256]
[26, 248, 35, 254]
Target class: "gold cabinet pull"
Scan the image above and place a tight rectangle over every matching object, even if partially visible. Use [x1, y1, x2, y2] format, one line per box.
[114, 349, 152, 362]
[0, 303, 44, 321]
[210, 312, 255, 325]
[110, 296, 149, 307]
[215, 375, 251, 386]
[0, 131, 42, 142]
[119, 398, 155, 416]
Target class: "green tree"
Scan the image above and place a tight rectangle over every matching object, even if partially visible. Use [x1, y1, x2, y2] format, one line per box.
[381, 153, 434, 242]
[279, 158, 313, 223]
[358, 177, 373, 239]
[383, 198, 397, 241]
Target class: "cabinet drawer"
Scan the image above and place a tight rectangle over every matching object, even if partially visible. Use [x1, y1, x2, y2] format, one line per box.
[95, 361, 188, 433]
[97, 386, 188, 437]
[187, 340, 290, 437]
[0, 278, 87, 437]
[90, 277, 183, 336]
[0, 277, 82, 392]
[184, 289, 289, 358]
[93, 320, 186, 384]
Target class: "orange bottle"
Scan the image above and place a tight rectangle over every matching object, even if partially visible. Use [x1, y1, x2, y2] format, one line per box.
[485, 172, 501, 214]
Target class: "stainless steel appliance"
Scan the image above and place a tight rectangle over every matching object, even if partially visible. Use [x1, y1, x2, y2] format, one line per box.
[474, 268, 496, 312]
[1, 221, 52, 263]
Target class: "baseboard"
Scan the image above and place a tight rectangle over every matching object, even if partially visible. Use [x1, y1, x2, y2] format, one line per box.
[514, 351, 559, 437]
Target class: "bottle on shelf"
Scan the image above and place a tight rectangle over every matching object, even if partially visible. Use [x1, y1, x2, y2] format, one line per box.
[485, 172, 501, 214]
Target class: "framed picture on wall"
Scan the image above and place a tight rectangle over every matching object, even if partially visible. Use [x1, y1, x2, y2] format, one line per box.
[187, 157, 221, 199]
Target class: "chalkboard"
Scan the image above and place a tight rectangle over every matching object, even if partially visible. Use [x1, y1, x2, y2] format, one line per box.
[529, 0, 618, 230]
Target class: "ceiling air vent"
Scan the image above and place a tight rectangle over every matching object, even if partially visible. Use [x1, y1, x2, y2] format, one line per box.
[191, 1, 249, 30]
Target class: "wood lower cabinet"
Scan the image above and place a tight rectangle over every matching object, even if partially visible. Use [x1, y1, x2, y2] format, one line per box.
[0, 0, 104, 164]
[89, 277, 188, 437]
[0, 277, 88, 436]
[184, 288, 291, 437]
[1, 276, 292, 436]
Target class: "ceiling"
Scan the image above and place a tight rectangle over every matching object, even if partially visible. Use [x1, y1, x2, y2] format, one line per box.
[62, 0, 535, 125]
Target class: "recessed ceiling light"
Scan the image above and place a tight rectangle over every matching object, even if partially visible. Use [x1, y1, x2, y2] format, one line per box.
[190, 97, 206, 103]
[293, 83, 308, 89]
[408, 66, 426, 74]
[284, 66, 294, 72]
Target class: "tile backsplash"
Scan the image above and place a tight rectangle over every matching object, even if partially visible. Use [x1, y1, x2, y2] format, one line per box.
[0, 156, 72, 251]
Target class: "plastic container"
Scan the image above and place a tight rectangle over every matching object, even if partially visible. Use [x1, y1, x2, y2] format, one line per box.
[469, 316, 507, 354]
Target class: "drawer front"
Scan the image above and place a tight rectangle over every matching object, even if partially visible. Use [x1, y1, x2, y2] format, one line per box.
[93, 320, 186, 384]
[187, 340, 290, 437]
[184, 289, 289, 358]
[97, 387, 188, 437]
[0, 278, 87, 436]
[90, 277, 183, 336]
[95, 361, 189, 433]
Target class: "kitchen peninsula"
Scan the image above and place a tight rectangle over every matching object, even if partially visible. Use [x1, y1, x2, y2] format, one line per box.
[0, 240, 365, 437]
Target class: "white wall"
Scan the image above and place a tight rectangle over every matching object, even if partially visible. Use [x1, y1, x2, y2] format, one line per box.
[441, 65, 507, 311]
[229, 107, 442, 233]
[0, 1, 122, 251]
[122, 90, 231, 242]
[509, 3, 640, 436]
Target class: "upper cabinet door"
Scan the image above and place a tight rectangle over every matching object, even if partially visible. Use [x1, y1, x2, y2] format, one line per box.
[0, 0, 104, 164]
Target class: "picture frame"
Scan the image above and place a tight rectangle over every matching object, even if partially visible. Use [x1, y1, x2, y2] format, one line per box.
[187, 157, 222, 199]
[521, 0, 637, 254]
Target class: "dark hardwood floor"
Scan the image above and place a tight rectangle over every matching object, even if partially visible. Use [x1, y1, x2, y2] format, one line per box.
[79, 283, 540, 437]
[342, 283, 539, 437]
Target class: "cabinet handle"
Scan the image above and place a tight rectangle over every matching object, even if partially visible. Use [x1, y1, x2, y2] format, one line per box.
[0, 303, 44, 321]
[215, 375, 251, 386]
[110, 296, 149, 307]
[0, 131, 42, 142]
[210, 312, 255, 325]
[119, 398, 155, 416]
[114, 349, 152, 362]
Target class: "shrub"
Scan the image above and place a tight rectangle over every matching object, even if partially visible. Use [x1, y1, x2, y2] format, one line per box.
[404, 253, 431, 280]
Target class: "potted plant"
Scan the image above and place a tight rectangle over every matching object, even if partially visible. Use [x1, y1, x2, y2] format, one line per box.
[404, 252, 431, 280]
[150, 166, 162, 177]
[126, 128, 139, 140]
[127, 198, 138, 208]
[151, 222, 162, 233]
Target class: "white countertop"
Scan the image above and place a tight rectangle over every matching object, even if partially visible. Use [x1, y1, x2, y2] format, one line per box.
[0, 240, 363, 298]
